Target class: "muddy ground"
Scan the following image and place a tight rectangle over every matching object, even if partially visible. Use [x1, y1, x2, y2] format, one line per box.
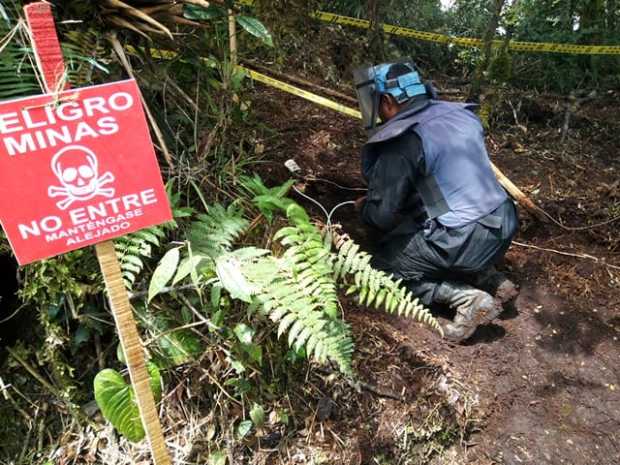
[250, 82, 620, 465]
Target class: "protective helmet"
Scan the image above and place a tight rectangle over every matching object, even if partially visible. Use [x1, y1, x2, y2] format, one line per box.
[353, 58, 427, 132]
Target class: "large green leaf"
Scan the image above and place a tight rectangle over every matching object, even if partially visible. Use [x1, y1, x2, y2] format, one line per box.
[236, 16, 274, 47]
[94, 364, 162, 442]
[208, 451, 227, 465]
[236, 419, 253, 439]
[148, 247, 181, 302]
[157, 328, 203, 366]
[183, 4, 226, 20]
[172, 255, 207, 285]
[233, 323, 254, 344]
[216, 255, 254, 303]
[250, 403, 265, 427]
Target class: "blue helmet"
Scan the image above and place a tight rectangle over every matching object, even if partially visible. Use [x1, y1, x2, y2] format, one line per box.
[353, 59, 427, 131]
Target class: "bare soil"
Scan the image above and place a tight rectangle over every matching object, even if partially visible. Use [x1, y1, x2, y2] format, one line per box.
[251, 84, 620, 465]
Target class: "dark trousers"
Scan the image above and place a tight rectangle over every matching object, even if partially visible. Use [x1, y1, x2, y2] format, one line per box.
[371, 199, 519, 305]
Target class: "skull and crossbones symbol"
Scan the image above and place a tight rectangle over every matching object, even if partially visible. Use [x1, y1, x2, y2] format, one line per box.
[47, 145, 115, 210]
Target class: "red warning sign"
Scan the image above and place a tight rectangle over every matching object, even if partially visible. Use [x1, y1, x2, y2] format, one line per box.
[0, 79, 172, 265]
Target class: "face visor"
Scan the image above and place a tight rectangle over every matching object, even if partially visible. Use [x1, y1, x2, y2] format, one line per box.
[353, 59, 427, 132]
[353, 65, 381, 132]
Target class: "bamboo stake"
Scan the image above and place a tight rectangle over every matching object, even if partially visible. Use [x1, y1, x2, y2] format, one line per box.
[96, 241, 171, 464]
[24, 3, 172, 464]
[491, 164, 548, 222]
[228, 9, 238, 67]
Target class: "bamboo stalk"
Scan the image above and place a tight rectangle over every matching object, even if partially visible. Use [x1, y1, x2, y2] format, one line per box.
[228, 9, 238, 66]
[491, 164, 548, 222]
[96, 241, 171, 465]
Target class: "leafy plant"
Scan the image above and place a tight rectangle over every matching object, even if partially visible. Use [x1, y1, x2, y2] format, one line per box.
[94, 362, 162, 442]
[240, 174, 295, 222]
[148, 178, 442, 376]
[236, 15, 274, 47]
[189, 203, 249, 259]
[115, 228, 167, 290]
[148, 246, 181, 301]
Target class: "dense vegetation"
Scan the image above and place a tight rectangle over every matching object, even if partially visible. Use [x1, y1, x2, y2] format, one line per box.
[0, 1, 618, 464]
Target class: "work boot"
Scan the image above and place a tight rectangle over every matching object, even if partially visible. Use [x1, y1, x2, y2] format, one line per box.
[433, 282, 503, 342]
[473, 266, 519, 305]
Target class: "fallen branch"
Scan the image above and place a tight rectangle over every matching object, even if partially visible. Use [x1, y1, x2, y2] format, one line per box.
[348, 378, 407, 402]
[492, 164, 549, 222]
[512, 240, 620, 271]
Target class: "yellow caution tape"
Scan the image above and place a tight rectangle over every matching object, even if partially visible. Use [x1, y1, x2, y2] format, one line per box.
[237, 0, 620, 55]
[126, 45, 362, 119]
[314, 11, 620, 55]
[241, 67, 362, 119]
[130, 41, 535, 209]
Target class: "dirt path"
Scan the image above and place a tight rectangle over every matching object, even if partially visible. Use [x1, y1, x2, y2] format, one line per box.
[252, 86, 620, 465]
[392, 280, 620, 465]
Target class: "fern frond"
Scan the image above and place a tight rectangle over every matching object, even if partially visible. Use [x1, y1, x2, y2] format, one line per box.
[333, 233, 444, 336]
[189, 204, 249, 259]
[274, 208, 339, 319]
[115, 227, 165, 289]
[0, 21, 39, 100]
[243, 256, 354, 374]
[62, 30, 109, 85]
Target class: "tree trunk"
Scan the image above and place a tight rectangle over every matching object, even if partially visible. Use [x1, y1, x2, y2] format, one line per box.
[581, 0, 605, 41]
[468, 0, 506, 102]
[607, 0, 617, 32]
[566, 0, 575, 32]
[580, 0, 605, 80]
[367, 0, 385, 62]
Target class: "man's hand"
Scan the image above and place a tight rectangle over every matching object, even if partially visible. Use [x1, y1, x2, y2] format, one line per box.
[354, 196, 367, 211]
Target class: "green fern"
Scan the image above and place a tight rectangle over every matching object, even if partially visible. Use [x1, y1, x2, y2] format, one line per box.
[0, 20, 39, 100]
[115, 227, 166, 290]
[189, 203, 249, 258]
[0, 19, 109, 100]
[149, 188, 442, 376]
[333, 234, 444, 335]
[242, 203, 441, 373]
[273, 204, 441, 334]
[62, 29, 110, 85]
[243, 254, 354, 374]
[274, 205, 340, 319]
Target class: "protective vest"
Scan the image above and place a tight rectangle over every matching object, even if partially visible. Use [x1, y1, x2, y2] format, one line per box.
[365, 100, 507, 229]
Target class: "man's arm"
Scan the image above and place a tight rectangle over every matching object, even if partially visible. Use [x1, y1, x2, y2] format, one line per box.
[360, 132, 424, 232]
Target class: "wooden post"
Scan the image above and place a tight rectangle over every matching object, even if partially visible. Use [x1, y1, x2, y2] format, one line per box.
[491, 164, 548, 222]
[228, 9, 238, 67]
[24, 3, 172, 464]
[95, 241, 171, 465]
